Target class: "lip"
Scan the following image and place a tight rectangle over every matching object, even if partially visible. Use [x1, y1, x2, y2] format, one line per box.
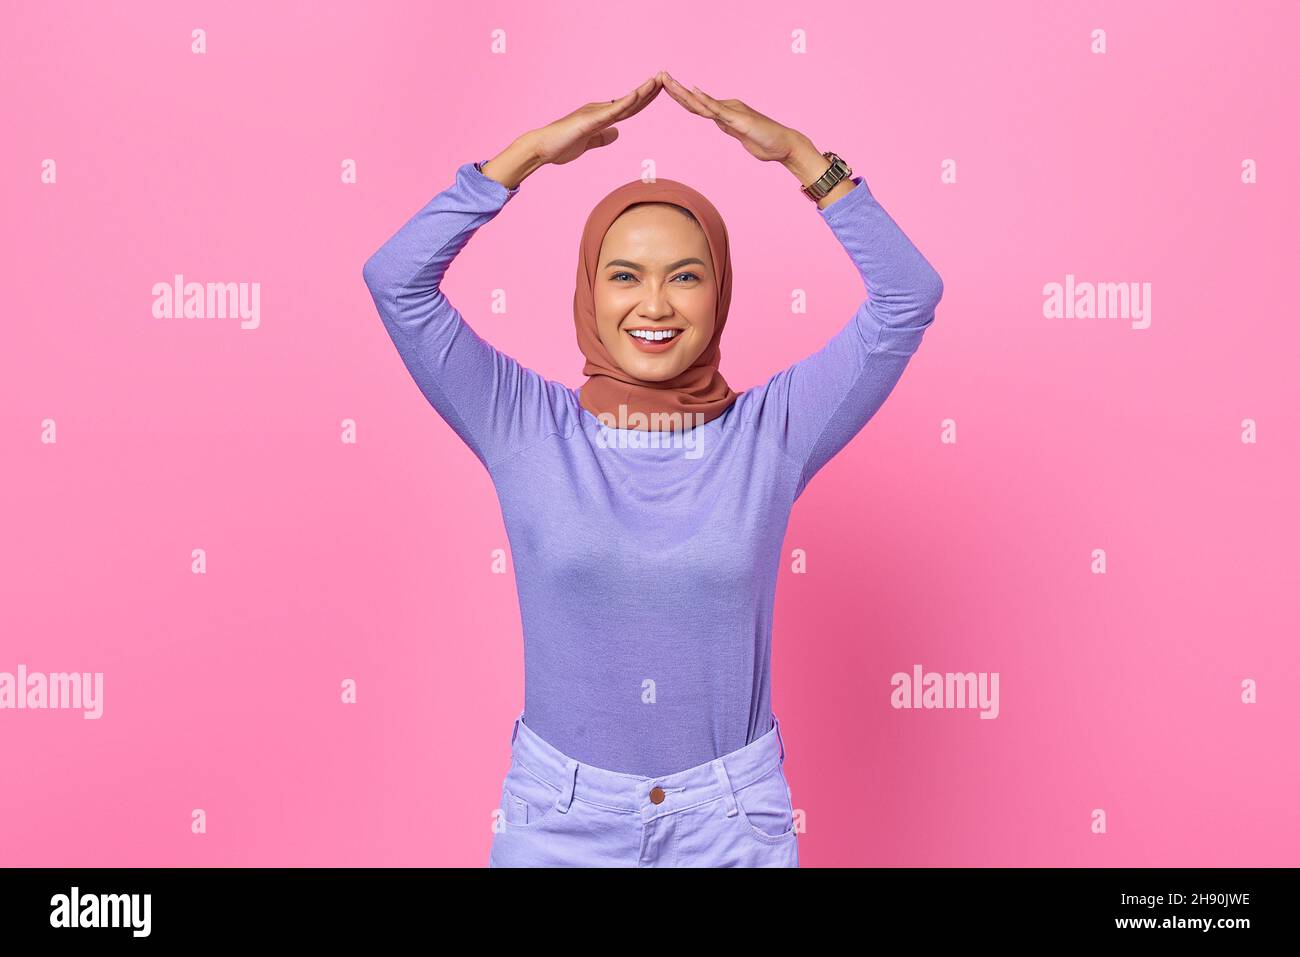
[625, 328, 684, 353]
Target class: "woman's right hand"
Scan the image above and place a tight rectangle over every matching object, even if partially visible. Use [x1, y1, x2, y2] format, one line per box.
[526, 73, 664, 167]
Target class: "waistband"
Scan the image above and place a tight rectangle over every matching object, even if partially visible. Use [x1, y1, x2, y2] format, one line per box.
[507, 710, 787, 821]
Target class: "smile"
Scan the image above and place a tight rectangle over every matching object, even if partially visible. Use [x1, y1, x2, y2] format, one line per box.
[626, 328, 683, 353]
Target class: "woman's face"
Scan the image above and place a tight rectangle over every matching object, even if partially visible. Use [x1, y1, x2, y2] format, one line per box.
[593, 203, 717, 383]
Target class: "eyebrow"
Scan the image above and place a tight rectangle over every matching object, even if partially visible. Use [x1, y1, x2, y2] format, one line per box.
[603, 257, 708, 272]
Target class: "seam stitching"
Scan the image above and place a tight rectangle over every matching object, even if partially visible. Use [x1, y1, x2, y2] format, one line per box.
[793, 312, 886, 498]
[384, 291, 498, 471]
[481, 386, 579, 475]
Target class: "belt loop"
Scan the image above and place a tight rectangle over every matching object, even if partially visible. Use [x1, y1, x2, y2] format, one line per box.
[711, 759, 739, 816]
[511, 711, 522, 746]
[772, 712, 785, 763]
[556, 759, 578, 813]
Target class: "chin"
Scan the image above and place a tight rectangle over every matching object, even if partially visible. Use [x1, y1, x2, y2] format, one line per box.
[621, 360, 681, 382]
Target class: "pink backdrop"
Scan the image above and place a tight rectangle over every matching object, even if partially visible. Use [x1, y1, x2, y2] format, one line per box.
[3, 0, 1297, 867]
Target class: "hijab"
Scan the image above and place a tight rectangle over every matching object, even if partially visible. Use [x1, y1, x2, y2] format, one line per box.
[573, 175, 740, 431]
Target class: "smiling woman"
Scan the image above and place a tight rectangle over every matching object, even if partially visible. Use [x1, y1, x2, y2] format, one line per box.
[572, 169, 742, 430]
[595, 202, 715, 378]
[362, 72, 943, 868]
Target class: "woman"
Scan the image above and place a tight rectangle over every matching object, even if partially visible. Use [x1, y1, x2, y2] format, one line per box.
[362, 71, 943, 867]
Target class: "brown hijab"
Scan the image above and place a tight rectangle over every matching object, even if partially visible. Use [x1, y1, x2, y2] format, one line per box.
[574, 175, 740, 431]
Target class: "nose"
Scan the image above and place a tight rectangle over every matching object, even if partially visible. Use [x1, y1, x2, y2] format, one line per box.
[637, 283, 674, 319]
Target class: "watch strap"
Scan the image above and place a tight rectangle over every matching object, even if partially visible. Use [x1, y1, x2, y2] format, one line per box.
[801, 152, 853, 201]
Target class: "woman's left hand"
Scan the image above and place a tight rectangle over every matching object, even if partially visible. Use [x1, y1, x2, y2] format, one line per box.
[657, 71, 804, 163]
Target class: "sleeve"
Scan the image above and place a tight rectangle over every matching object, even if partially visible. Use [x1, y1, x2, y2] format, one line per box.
[361, 160, 572, 473]
[744, 174, 944, 501]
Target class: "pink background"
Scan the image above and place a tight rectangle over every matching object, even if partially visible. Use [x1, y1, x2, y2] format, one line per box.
[3, 0, 1297, 867]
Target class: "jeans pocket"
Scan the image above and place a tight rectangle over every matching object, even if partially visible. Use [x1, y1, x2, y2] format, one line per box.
[732, 764, 796, 843]
[500, 758, 563, 828]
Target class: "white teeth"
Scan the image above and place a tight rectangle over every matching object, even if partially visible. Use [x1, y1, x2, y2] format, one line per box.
[629, 329, 679, 341]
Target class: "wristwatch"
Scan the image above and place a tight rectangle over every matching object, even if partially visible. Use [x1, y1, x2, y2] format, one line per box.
[800, 152, 853, 202]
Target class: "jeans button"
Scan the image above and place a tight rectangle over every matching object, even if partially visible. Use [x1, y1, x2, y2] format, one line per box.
[649, 786, 665, 804]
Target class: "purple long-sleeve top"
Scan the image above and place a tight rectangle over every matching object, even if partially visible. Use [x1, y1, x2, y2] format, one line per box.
[363, 159, 943, 776]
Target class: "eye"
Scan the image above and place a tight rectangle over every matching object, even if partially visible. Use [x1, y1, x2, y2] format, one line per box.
[608, 271, 700, 284]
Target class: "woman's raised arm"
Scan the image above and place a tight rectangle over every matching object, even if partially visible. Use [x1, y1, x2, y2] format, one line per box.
[362, 157, 571, 473]
[753, 170, 943, 500]
[362, 77, 665, 473]
[657, 75, 943, 499]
